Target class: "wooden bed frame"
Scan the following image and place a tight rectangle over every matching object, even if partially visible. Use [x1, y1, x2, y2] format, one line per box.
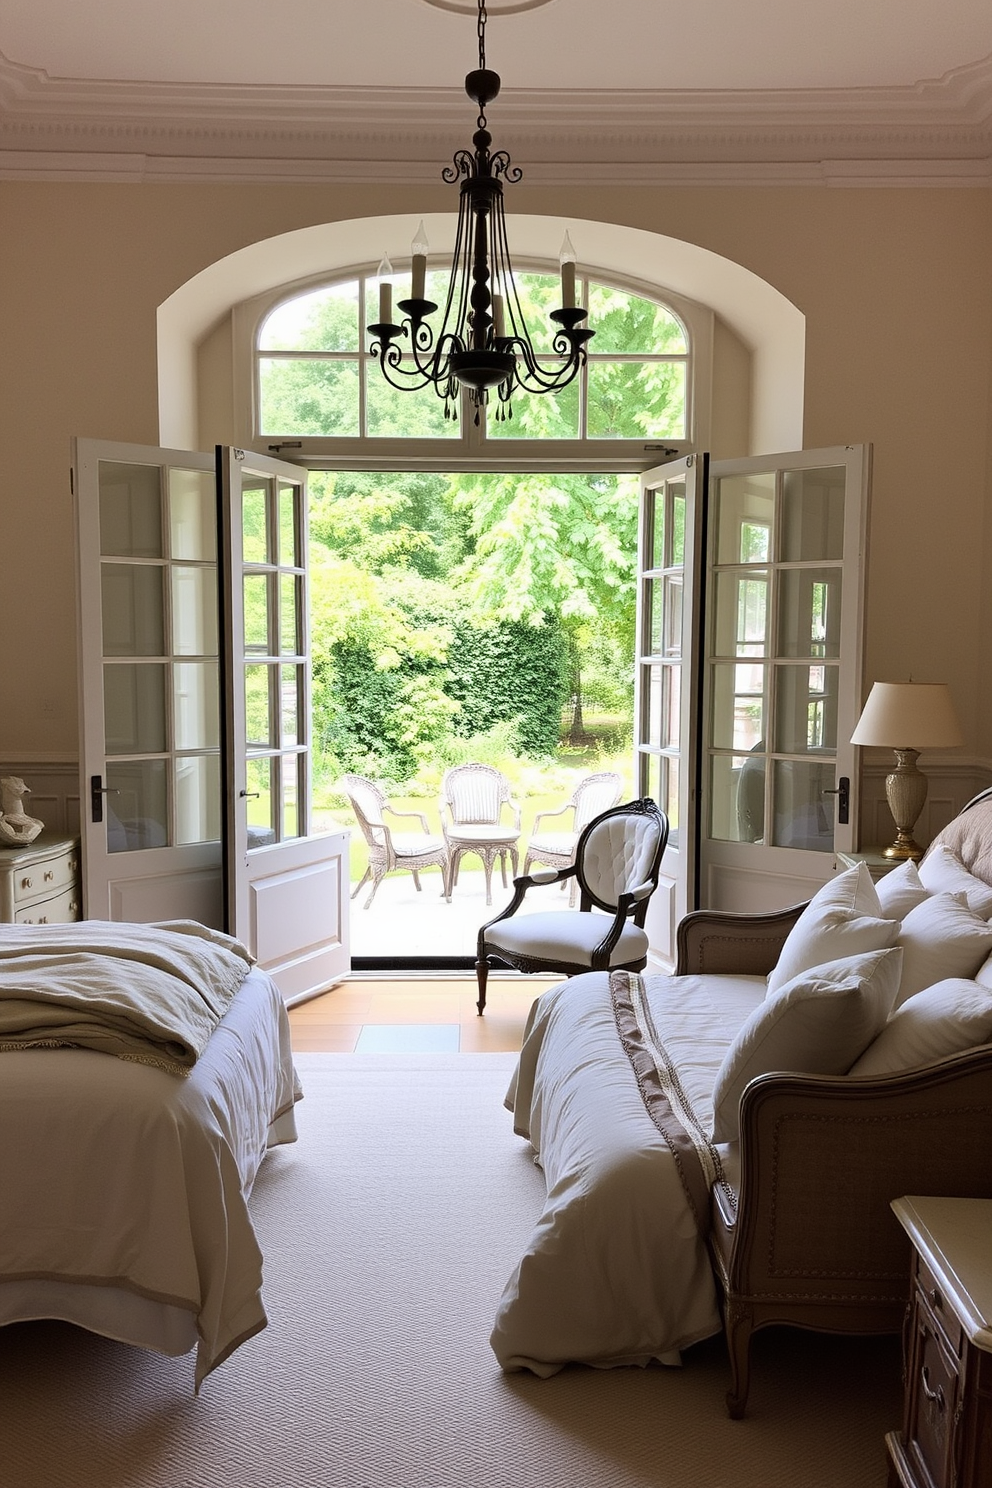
[676, 791, 992, 1418]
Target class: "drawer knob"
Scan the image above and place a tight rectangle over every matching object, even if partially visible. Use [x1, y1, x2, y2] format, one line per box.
[920, 1365, 945, 1412]
[43, 870, 54, 882]
[20, 875, 33, 889]
[928, 1285, 943, 1311]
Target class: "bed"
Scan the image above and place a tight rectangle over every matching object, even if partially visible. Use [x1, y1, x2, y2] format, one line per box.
[492, 792, 992, 1414]
[0, 919, 300, 1389]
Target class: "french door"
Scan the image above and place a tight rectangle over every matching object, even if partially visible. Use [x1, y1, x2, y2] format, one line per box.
[635, 444, 870, 963]
[73, 438, 350, 999]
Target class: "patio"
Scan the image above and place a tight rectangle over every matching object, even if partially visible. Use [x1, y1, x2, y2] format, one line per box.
[347, 864, 583, 961]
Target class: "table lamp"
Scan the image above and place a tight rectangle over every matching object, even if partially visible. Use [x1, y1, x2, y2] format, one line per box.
[851, 681, 963, 860]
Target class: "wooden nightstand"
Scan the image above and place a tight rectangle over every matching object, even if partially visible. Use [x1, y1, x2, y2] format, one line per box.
[836, 848, 903, 881]
[0, 833, 81, 924]
[887, 1196, 992, 1488]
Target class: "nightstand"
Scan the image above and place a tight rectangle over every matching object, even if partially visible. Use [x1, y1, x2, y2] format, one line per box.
[0, 833, 81, 924]
[887, 1196, 992, 1488]
[836, 848, 903, 881]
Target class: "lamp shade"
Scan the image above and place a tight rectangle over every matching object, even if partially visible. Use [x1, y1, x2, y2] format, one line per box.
[851, 682, 963, 749]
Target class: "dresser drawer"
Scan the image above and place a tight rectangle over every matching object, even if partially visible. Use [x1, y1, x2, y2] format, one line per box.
[917, 1253, 965, 1361]
[12, 846, 79, 906]
[14, 884, 81, 925]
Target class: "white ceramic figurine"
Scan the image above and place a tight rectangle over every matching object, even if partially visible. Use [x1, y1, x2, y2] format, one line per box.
[0, 776, 45, 846]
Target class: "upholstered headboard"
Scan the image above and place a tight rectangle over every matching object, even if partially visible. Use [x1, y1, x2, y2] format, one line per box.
[925, 793, 992, 888]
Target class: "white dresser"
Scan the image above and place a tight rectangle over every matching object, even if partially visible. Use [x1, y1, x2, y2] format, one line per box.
[0, 834, 81, 924]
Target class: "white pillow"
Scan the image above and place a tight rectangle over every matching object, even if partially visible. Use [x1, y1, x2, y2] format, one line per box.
[711, 948, 903, 1143]
[875, 859, 930, 921]
[766, 863, 897, 997]
[975, 951, 992, 990]
[894, 892, 992, 1007]
[849, 978, 992, 1076]
[919, 845, 992, 918]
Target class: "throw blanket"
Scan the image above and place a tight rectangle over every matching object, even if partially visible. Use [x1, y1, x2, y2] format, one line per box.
[0, 920, 254, 1074]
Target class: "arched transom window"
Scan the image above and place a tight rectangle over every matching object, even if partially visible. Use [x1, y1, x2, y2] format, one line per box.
[251, 265, 693, 456]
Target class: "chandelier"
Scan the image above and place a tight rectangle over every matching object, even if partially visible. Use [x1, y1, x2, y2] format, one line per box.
[366, 0, 593, 421]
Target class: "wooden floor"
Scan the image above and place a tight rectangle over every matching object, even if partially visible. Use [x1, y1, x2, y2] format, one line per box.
[288, 975, 560, 1053]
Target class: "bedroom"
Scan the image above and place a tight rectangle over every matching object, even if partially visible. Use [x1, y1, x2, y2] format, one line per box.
[1, 1, 991, 1482]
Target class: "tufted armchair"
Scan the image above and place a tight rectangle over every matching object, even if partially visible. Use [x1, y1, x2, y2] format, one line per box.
[474, 798, 669, 1014]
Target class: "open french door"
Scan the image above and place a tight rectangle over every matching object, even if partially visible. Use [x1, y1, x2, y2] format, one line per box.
[633, 455, 706, 969]
[635, 445, 870, 963]
[74, 438, 349, 1000]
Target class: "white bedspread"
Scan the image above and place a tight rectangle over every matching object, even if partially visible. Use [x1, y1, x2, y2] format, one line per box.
[0, 967, 300, 1388]
[491, 969, 765, 1376]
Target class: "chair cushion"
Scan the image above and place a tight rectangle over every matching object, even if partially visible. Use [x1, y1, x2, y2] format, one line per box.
[527, 833, 577, 857]
[392, 833, 446, 859]
[485, 911, 648, 966]
[711, 947, 902, 1143]
[447, 825, 519, 846]
[848, 978, 992, 1076]
[766, 863, 896, 996]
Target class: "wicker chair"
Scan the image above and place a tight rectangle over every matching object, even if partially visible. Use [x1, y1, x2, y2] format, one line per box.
[523, 770, 623, 905]
[439, 763, 522, 907]
[475, 798, 669, 1014]
[342, 774, 449, 910]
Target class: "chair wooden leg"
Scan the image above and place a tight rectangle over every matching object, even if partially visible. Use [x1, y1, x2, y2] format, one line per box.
[363, 869, 385, 909]
[411, 869, 422, 891]
[476, 954, 490, 1015]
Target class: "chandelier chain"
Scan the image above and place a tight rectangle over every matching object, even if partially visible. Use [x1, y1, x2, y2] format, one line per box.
[478, 0, 487, 71]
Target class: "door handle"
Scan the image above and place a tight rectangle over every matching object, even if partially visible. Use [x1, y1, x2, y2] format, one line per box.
[821, 777, 850, 825]
[239, 790, 260, 799]
[90, 775, 120, 824]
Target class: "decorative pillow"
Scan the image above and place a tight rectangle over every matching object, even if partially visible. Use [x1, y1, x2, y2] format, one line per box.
[875, 859, 930, 921]
[975, 951, 992, 990]
[711, 947, 903, 1143]
[918, 845, 992, 918]
[849, 978, 992, 1076]
[766, 863, 897, 997]
[894, 892, 992, 1007]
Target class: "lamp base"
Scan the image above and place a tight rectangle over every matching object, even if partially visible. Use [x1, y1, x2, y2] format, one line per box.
[882, 748, 928, 863]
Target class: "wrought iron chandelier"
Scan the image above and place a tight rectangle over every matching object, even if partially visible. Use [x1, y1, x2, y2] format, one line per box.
[366, 0, 593, 421]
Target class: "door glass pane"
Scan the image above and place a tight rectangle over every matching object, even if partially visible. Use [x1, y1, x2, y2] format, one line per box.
[777, 569, 842, 658]
[278, 484, 299, 566]
[774, 664, 838, 754]
[106, 760, 168, 852]
[640, 750, 661, 804]
[282, 756, 300, 840]
[650, 492, 665, 569]
[670, 489, 686, 565]
[711, 570, 768, 657]
[101, 564, 165, 656]
[280, 575, 300, 655]
[245, 664, 274, 747]
[172, 567, 218, 656]
[99, 463, 162, 558]
[281, 665, 300, 746]
[663, 665, 681, 748]
[246, 756, 276, 847]
[771, 759, 835, 852]
[104, 664, 166, 754]
[665, 754, 680, 847]
[664, 575, 683, 655]
[645, 577, 662, 654]
[712, 662, 765, 751]
[174, 662, 220, 749]
[169, 469, 216, 560]
[710, 754, 765, 843]
[175, 755, 221, 844]
[242, 484, 270, 563]
[781, 468, 845, 561]
[714, 473, 775, 564]
[645, 664, 662, 746]
[244, 574, 270, 654]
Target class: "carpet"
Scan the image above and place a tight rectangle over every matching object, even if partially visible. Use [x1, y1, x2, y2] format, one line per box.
[0, 1053, 901, 1488]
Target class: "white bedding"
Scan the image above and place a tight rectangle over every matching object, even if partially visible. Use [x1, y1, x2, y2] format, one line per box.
[491, 969, 765, 1376]
[0, 966, 300, 1388]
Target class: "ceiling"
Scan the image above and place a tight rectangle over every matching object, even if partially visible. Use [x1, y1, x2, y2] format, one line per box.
[1, 0, 991, 185]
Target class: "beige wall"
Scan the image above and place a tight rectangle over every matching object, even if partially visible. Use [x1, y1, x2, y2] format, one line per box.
[1, 180, 990, 766]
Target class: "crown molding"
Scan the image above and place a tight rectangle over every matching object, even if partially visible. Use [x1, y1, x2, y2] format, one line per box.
[1, 49, 990, 186]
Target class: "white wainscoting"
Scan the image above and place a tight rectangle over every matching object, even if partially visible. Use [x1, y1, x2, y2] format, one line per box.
[855, 756, 992, 853]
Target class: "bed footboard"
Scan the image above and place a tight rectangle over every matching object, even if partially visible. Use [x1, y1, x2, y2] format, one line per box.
[709, 1045, 992, 1418]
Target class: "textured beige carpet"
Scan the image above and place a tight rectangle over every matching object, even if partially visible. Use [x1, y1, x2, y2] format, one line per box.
[0, 1053, 901, 1488]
